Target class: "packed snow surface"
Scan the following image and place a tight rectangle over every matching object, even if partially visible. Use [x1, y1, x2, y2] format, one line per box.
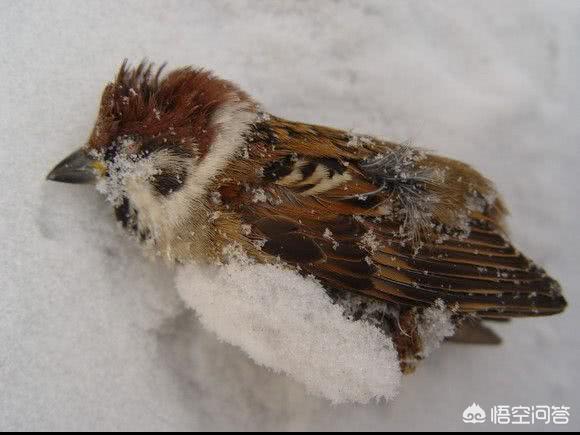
[1, 0, 579, 431]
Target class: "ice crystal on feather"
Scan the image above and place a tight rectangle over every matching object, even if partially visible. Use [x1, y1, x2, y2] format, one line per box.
[94, 137, 160, 207]
[359, 144, 444, 243]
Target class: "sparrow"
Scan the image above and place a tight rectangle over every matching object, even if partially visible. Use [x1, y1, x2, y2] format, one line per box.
[47, 61, 567, 372]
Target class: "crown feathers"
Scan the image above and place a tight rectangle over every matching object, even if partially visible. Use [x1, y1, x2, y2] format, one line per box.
[87, 60, 255, 158]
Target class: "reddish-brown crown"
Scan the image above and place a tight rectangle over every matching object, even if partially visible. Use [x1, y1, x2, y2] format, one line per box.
[87, 60, 255, 158]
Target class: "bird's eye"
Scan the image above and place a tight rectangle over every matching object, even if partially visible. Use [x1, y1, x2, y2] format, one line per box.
[104, 142, 119, 163]
[150, 169, 188, 196]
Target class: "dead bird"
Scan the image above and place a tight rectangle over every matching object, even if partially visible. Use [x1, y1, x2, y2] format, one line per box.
[47, 61, 567, 372]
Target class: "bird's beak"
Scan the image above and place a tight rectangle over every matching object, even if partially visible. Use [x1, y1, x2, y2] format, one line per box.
[46, 148, 106, 184]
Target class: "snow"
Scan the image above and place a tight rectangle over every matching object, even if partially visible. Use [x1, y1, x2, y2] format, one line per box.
[175, 254, 401, 404]
[322, 228, 339, 250]
[417, 300, 456, 358]
[95, 140, 159, 207]
[359, 229, 381, 254]
[251, 187, 268, 203]
[1, 0, 579, 430]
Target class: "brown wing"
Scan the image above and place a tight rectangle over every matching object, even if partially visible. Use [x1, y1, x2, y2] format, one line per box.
[221, 115, 566, 318]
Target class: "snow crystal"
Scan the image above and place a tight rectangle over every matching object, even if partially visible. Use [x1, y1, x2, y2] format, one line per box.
[333, 292, 398, 333]
[96, 137, 158, 206]
[252, 239, 267, 250]
[358, 145, 445, 243]
[175, 252, 401, 404]
[210, 191, 222, 205]
[252, 188, 268, 203]
[346, 133, 373, 148]
[359, 229, 381, 253]
[323, 228, 339, 250]
[208, 211, 221, 222]
[417, 300, 456, 358]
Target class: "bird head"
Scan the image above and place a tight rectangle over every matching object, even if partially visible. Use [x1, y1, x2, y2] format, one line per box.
[47, 61, 257, 247]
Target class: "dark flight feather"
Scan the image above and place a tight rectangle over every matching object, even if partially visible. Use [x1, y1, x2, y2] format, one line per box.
[225, 116, 566, 319]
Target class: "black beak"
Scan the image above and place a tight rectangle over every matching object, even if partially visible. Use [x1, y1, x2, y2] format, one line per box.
[46, 148, 99, 184]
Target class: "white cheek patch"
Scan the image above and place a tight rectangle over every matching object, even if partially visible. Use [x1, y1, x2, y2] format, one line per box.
[154, 100, 257, 228]
[123, 151, 192, 240]
[95, 146, 185, 243]
[125, 178, 163, 237]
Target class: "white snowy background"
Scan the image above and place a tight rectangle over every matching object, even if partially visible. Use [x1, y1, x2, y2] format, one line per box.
[1, 0, 579, 431]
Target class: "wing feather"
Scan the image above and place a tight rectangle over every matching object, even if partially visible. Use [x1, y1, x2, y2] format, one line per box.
[224, 116, 566, 318]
